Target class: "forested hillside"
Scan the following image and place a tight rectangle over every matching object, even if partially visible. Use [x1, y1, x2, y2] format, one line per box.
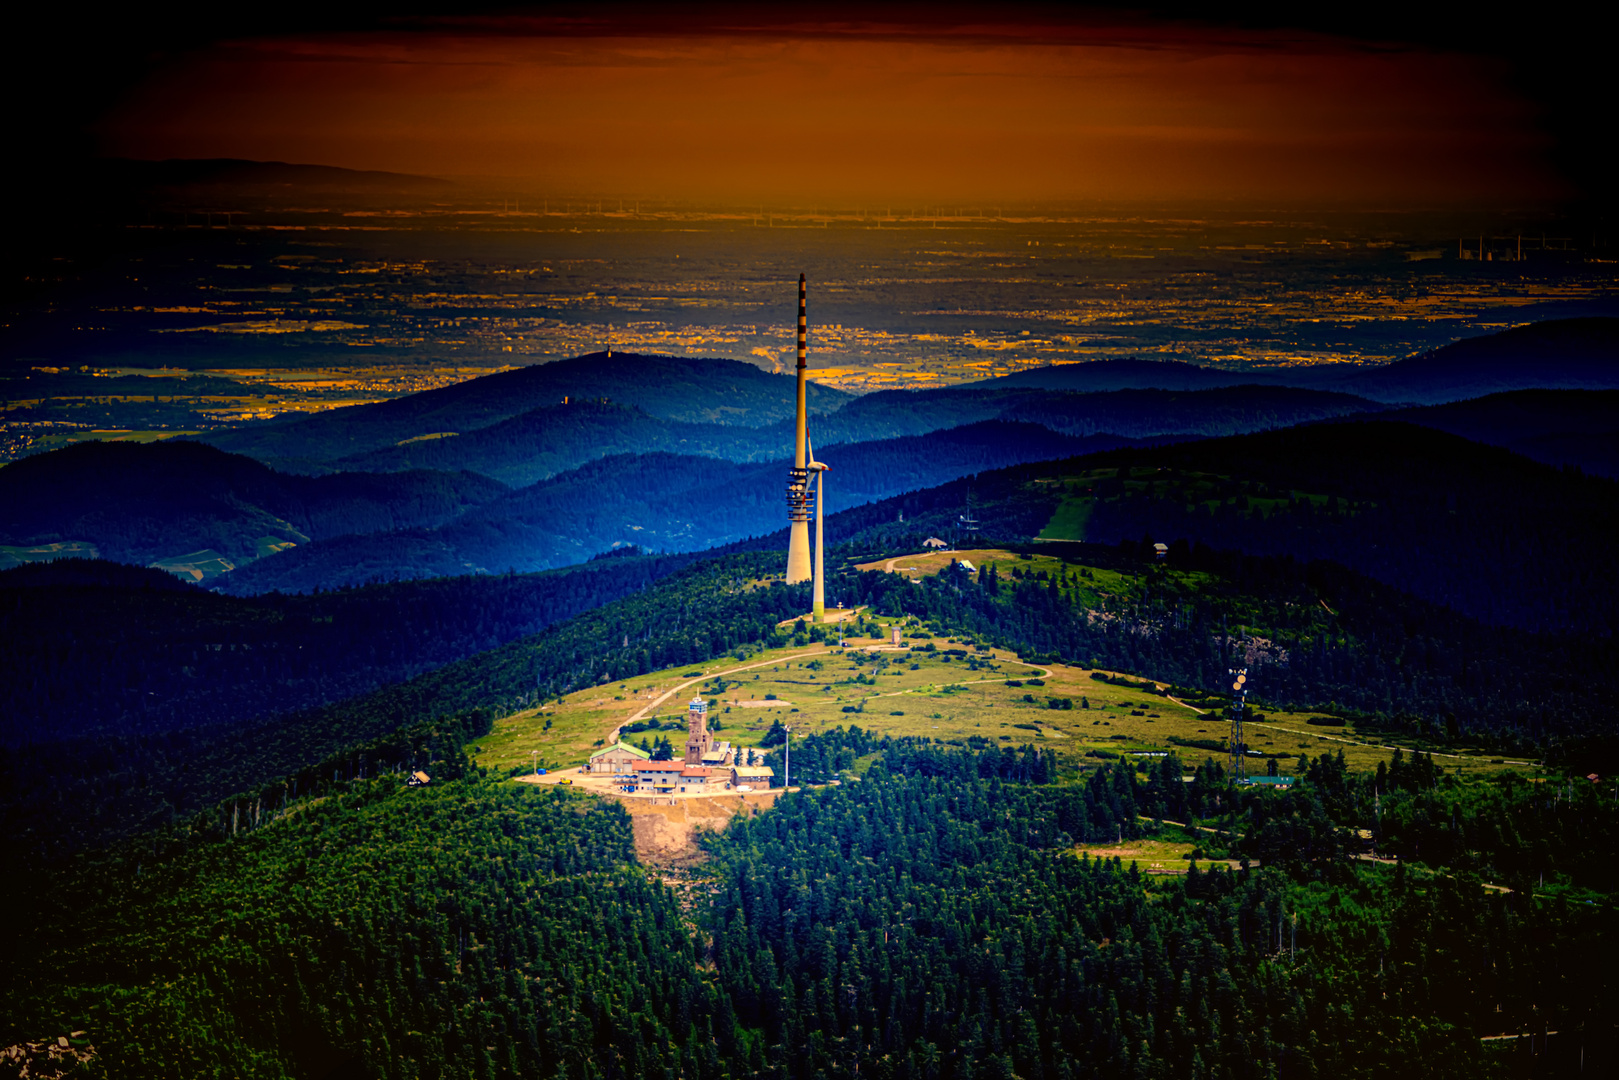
[201, 352, 852, 467]
[0, 552, 801, 859]
[0, 554, 700, 749]
[0, 440, 508, 570]
[13, 515, 1616, 866]
[1071, 422, 1618, 635]
[1379, 389, 1619, 478]
[818, 421, 1617, 637]
[702, 749, 1616, 1080]
[1328, 317, 1619, 403]
[2, 780, 713, 1079]
[5, 742, 1612, 1079]
[820, 543, 1618, 751]
[223, 421, 1110, 594]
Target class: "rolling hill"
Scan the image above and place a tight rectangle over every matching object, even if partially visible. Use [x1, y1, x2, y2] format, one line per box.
[0, 440, 509, 576]
[201, 352, 853, 468]
[1380, 388, 1619, 477]
[330, 400, 777, 487]
[1323, 317, 1619, 403]
[217, 421, 1128, 594]
[962, 357, 1275, 392]
[825, 421, 1618, 636]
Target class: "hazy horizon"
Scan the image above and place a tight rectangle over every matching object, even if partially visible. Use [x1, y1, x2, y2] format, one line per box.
[86, 10, 1570, 209]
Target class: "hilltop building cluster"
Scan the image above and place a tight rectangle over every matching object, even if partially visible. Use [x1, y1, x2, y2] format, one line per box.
[585, 697, 774, 795]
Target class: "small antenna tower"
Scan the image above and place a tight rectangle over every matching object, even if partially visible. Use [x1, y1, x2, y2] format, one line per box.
[956, 491, 980, 547]
[1228, 667, 1249, 781]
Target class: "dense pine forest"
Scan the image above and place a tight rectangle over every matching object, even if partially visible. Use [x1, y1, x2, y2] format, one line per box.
[3, 778, 704, 1079]
[5, 737, 1614, 1078]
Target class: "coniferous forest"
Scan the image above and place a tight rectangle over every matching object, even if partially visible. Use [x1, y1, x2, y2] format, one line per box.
[5, 741, 1615, 1079]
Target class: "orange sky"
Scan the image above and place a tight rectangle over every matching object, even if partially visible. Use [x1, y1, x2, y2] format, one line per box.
[96, 11, 1563, 208]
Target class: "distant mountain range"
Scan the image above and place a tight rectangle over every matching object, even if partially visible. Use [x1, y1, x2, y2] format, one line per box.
[1378, 389, 1619, 477]
[330, 401, 779, 488]
[219, 421, 1134, 594]
[0, 441, 508, 574]
[1326, 318, 1619, 403]
[203, 352, 853, 469]
[312, 385, 1387, 487]
[988, 317, 1619, 405]
[8, 316, 1617, 596]
[962, 357, 1272, 392]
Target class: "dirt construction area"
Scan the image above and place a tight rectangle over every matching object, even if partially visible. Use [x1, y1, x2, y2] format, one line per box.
[614, 790, 783, 864]
[517, 773, 785, 865]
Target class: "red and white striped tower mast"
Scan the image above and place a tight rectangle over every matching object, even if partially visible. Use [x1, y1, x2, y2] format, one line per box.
[785, 273, 813, 585]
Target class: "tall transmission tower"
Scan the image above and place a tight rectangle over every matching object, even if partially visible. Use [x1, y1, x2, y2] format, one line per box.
[785, 274, 812, 584]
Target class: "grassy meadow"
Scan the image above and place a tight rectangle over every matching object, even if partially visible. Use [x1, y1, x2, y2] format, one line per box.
[472, 550, 1539, 783]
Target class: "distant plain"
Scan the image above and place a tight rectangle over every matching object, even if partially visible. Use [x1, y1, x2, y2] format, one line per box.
[6, 203, 1618, 460]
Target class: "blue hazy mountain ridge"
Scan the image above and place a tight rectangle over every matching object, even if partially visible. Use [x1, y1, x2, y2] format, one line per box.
[200, 352, 853, 468]
[217, 420, 1119, 594]
[13, 318, 1609, 590]
[958, 357, 1285, 392]
[324, 385, 1381, 488]
[976, 317, 1619, 404]
[993, 384, 1385, 437]
[901, 420, 1615, 637]
[0, 440, 510, 570]
[0, 553, 698, 754]
[330, 401, 774, 487]
[191, 318, 1613, 473]
[728, 383, 1382, 453]
[1373, 389, 1619, 478]
[1320, 316, 1619, 403]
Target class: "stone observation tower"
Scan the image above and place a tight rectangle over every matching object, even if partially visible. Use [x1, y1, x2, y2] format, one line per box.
[785, 273, 813, 585]
[683, 697, 714, 765]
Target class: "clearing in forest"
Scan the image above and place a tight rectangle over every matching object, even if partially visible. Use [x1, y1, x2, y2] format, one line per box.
[1074, 835, 1237, 874]
[473, 607, 1532, 784]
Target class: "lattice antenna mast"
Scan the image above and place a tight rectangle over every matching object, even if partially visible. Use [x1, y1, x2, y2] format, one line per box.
[1228, 667, 1249, 781]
